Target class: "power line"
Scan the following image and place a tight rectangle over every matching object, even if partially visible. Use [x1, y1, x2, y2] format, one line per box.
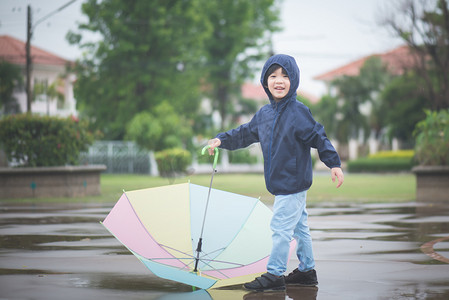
[33, 0, 77, 30]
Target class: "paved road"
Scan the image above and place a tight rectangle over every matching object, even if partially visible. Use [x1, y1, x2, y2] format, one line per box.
[1, 201, 448, 299]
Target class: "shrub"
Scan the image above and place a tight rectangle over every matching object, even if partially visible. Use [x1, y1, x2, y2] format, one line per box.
[155, 148, 192, 177]
[0, 114, 94, 167]
[228, 149, 258, 164]
[348, 150, 415, 173]
[414, 109, 449, 166]
[196, 148, 258, 165]
[125, 103, 193, 152]
[368, 150, 415, 159]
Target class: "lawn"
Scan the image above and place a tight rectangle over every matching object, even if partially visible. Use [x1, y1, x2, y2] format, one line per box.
[1, 172, 416, 205]
[88, 172, 416, 205]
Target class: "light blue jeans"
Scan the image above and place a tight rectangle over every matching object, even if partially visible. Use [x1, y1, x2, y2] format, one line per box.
[267, 191, 315, 276]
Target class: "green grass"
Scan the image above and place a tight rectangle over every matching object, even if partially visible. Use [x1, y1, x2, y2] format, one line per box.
[1, 172, 416, 205]
[307, 173, 415, 203]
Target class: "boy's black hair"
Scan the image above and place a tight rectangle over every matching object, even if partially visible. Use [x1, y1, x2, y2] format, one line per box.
[263, 64, 288, 87]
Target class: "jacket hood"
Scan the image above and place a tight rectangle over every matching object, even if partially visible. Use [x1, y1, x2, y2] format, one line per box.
[260, 54, 300, 103]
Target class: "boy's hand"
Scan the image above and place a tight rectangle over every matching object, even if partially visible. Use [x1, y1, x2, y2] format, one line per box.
[207, 138, 221, 155]
[331, 167, 344, 188]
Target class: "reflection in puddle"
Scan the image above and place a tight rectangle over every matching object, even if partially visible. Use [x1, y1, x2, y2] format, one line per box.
[0, 202, 448, 299]
[421, 236, 449, 264]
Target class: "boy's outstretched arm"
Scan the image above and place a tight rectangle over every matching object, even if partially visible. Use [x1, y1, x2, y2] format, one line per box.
[331, 167, 344, 188]
[207, 138, 221, 155]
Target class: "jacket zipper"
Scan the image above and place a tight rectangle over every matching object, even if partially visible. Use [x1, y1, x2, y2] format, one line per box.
[267, 102, 279, 191]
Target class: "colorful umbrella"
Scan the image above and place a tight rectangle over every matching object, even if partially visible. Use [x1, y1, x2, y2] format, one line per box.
[102, 182, 275, 289]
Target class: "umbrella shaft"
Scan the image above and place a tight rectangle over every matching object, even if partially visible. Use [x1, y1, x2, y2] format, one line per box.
[193, 238, 202, 272]
[199, 169, 216, 238]
[196, 237, 203, 252]
[194, 167, 216, 272]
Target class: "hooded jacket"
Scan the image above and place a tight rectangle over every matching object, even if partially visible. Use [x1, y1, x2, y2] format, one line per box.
[216, 54, 341, 195]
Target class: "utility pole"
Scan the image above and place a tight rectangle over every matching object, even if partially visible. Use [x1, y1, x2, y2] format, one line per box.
[24, 0, 77, 114]
[26, 5, 32, 113]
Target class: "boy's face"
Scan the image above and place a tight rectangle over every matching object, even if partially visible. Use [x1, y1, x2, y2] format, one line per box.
[267, 67, 290, 102]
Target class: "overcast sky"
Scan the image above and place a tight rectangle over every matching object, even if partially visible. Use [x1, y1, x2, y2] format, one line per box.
[0, 0, 404, 96]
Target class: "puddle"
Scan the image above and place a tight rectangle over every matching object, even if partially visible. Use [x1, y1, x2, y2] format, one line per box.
[1, 201, 448, 299]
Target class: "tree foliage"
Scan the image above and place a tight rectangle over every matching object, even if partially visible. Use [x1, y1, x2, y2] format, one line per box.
[311, 94, 339, 140]
[68, 0, 280, 146]
[381, 0, 449, 110]
[323, 57, 392, 142]
[33, 78, 65, 114]
[125, 102, 192, 152]
[68, 0, 212, 139]
[201, 0, 280, 130]
[380, 72, 430, 142]
[414, 109, 449, 165]
[0, 61, 23, 115]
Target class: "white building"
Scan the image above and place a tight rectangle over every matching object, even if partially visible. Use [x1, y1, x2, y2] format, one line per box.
[0, 35, 77, 117]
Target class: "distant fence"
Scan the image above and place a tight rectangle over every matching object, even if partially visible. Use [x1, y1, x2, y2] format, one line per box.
[80, 141, 156, 174]
[80, 141, 265, 175]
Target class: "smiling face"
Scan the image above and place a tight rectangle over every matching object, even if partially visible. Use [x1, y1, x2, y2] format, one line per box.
[266, 67, 290, 102]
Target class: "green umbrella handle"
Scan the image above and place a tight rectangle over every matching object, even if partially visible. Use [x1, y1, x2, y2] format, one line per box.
[201, 145, 219, 169]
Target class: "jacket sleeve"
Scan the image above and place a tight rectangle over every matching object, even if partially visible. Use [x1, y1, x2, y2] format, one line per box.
[295, 105, 341, 168]
[215, 114, 260, 150]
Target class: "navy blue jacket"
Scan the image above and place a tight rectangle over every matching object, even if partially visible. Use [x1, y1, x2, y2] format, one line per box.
[216, 54, 341, 195]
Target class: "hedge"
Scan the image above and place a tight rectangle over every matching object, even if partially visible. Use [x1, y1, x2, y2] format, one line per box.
[347, 150, 415, 173]
[0, 114, 94, 167]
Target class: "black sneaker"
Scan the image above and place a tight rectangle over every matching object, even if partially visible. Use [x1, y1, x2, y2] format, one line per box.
[243, 272, 286, 292]
[284, 268, 318, 286]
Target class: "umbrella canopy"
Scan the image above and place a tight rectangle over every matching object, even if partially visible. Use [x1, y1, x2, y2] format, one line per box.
[101, 182, 274, 289]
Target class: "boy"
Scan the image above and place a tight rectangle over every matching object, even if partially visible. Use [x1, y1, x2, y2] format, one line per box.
[207, 54, 344, 292]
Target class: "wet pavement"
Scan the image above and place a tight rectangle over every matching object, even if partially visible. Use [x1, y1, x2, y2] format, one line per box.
[0, 201, 448, 300]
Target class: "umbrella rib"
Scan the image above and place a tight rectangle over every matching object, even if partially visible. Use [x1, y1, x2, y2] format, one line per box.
[195, 252, 256, 279]
[197, 259, 231, 279]
[143, 243, 243, 273]
[144, 256, 237, 280]
[159, 243, 195, 258]
[199, 254, 270, 279]
[146, 245, 247, 270]
[156, 244, 245, 268]
[122, 192, 190, 270]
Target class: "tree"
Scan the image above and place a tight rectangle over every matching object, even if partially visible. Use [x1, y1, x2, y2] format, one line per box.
[203, 0, 280, 130]
[311, 94, 339, 140]
[328, 57, 392, 143]
[381, 0, 449, 110]
[125, 102, 193, 152]
[68, 0, 212, 139]
[33, 78, 65, 116]
[380, 72, 430, 143]
[0, 61, 23, 115]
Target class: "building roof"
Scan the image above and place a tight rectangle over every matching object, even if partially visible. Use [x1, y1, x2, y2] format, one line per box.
[241, 82, 267, 101]
[314, 45, 416, 82]
[241, 82, 319, 104]
[0, 35, 69, 66]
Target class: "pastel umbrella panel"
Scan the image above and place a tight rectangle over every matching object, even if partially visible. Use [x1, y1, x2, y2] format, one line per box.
[102, 183, 273, 289]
